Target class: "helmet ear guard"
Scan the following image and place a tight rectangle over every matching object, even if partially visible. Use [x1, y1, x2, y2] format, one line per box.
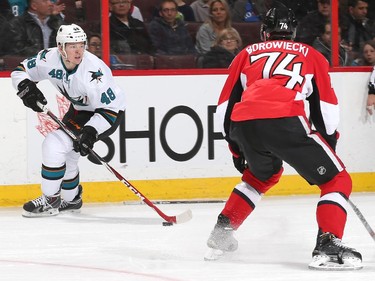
[260, 7, 297, 41]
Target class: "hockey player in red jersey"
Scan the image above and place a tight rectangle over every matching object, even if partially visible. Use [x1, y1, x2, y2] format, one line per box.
[204, 5, 362, 270]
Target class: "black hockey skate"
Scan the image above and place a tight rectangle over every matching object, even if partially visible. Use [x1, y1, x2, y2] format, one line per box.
[204, 214, 238, 261]
[309, 231, 362, 270]
[59, 185, 83, 213]
[22, 191, 61, 218]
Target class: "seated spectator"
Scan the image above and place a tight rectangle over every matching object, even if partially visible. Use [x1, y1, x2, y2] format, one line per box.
[87, 33, 102, 58]
[148, 0, 196, 55]
[8, 0, 28, 16]
[312, 21, 350, 66]
[351, 40, 375, 66]
[200, 27, 242, 68]
[6, 0, 64, 57]
[176, 0, 196, 21]
[110, 0, 154, 54]
[190, 0, 211, 22]
[195, 0, 232, 55]
[295, 0, 330, 46]
[340, 0, 375, 61]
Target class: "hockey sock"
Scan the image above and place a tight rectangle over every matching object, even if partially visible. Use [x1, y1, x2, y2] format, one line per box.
[316, 192, 348, 238]
[61, 173, 80, 202]
[221, 182, 262, 229]
[317, 170, 352, 238]
[41, 163, 66, 196]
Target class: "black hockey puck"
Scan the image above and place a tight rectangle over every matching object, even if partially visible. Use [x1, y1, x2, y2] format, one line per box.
[162, 222, 173, 226]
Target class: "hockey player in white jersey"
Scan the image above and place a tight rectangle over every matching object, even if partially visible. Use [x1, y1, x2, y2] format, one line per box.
[11, 24, 126, 217]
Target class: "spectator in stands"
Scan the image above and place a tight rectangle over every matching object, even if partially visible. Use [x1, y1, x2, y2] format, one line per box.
[295, 0, 330, 46]
[110, 0, 154, 55]
[6, 0, 64, 57]
[200, 27, 242, 68]
[312, 21, 350, 66]
[148, 0, 196, 55]
[195, 0, 233, 55]
[190, 0, 211, 22]
[340, 0, 375, 61]
[176, 0, 196, 21]
[351, 39, 375, 66]
[87, 33, 102, 58]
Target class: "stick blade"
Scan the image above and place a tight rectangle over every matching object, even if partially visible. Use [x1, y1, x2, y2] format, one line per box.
[174, 209, 193, 224]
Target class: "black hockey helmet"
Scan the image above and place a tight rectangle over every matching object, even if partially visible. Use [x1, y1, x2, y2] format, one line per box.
[260, 6, 297, 41]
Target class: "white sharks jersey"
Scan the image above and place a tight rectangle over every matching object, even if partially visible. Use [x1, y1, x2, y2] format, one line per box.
[11, 47, 126, 135]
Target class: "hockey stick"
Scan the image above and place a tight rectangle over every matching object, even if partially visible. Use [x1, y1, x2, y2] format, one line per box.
[348, 199, 375, 242]
[37, 102, 192, 224]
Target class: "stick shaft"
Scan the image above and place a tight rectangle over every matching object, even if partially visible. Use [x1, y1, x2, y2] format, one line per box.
[348, 199, 375, 242]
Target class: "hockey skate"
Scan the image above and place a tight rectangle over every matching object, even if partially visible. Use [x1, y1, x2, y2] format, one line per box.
[59, 185, 83, 213]
[308, 231, 362, 271]
[22, 191, 61, 218]
[204, 214, 238, 261]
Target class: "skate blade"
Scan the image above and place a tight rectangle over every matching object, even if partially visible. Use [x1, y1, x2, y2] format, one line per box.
[308, 255, 363, 271]
[22, 209, 59, 218]
[204, 248, 224, 261]
[59, 209, 82, 214]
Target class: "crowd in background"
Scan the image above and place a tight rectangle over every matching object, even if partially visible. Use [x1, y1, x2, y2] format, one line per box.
[0, 0, 374, 70]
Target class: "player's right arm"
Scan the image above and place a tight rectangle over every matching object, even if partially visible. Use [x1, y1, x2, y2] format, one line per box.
[11, 51, 49, 112]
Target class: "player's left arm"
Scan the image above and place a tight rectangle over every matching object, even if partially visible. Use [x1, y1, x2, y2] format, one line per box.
[84, 66, 126, 140]
[306, 52, 340, 150]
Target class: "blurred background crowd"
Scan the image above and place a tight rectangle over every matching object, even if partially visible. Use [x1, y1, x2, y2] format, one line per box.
[0, 0, 374, 70]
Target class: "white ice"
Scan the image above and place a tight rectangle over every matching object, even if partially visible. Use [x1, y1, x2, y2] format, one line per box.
[1, 193, 374, 281]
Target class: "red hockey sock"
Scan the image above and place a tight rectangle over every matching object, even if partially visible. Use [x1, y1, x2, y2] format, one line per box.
[317, 199, 347, 238]
[317, 170, 352, 238]
[221, 182, 261, 229]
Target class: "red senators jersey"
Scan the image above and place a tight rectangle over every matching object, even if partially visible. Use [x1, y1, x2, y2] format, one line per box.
[217, 40, 339, 139]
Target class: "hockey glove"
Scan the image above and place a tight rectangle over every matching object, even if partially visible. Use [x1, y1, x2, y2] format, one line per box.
[233, 155, 246, 174]
[368, 82, 375, 95]
[16, 79, 47, 112]
[73, 126, 98, 156]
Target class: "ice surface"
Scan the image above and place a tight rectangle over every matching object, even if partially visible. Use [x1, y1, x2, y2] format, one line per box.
[1, 193, 374, 281]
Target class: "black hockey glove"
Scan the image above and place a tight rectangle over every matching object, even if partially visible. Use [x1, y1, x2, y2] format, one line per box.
[16, 79, 47, 112]
[73, 126, 98, 156]
[233, 155, 246, 174]
[368, 82, 375, 95]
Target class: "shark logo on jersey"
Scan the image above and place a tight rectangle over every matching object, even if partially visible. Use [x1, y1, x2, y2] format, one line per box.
[89, 69, 103, 83]
[40, 49, 50, 61]
[57, 85, 88, 106]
